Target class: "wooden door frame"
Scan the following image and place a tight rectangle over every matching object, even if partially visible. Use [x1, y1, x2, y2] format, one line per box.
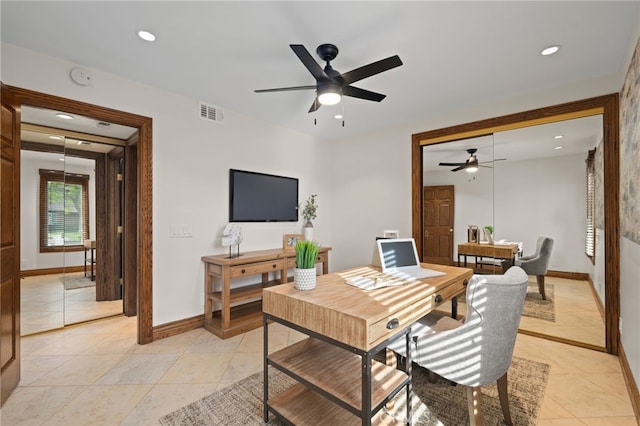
[8, 86, 153, 345]
[411, 94, 620, 354]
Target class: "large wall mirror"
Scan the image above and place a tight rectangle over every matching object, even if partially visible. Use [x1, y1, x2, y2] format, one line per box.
[20, 105, 137, 335]
[412, 94, 620, 354]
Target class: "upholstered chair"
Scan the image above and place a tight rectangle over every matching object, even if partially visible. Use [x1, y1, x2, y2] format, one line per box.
[516, 236, 554, 300]
[387, 266, 529, 426]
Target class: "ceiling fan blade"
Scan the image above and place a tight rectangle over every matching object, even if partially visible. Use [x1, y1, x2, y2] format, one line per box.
[343, 85, 386, 102]
[308, 98, 321, 113]
[451, 165, 465, 172]
[478, 158, 507, 164]
[340, 55, 403, 84]
[290, 44, 329, 81]
[439, 162, 465, 166]
[255, 85, 316, 93]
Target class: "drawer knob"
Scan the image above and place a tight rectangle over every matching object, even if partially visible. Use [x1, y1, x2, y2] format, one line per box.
[463, 279, 469, 286]
[386, 318, 399, 330]
[434, 294, 443, 303]
[272, 264, 276, 268]
[241, 269, 246, 274]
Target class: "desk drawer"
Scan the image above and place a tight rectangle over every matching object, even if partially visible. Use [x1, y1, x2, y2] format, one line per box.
[231, 260, 284, 278]
[286, 253, 327, 269]
[368, 294, 438, 347]
[435, 278, 468, 306]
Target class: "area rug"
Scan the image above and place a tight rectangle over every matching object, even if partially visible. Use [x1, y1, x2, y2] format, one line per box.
[522, 282, 555, 322]
[159, 356, 549, 426]
[59, 273, 95, 290]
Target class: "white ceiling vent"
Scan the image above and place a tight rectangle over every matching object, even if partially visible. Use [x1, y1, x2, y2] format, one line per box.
[199, 102, 224, 123]
[95, 120, 112, 129]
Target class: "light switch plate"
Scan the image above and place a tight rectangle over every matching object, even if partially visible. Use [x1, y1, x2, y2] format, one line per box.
[170, 224, 193, 238]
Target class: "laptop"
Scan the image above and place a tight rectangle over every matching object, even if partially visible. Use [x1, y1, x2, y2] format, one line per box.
[372, 238, 445, 279]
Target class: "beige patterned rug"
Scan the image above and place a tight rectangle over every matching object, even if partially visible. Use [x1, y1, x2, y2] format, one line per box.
[522, 282, 555, 322]
[159, 356, 549, 425]
[59, 273, 95, 290]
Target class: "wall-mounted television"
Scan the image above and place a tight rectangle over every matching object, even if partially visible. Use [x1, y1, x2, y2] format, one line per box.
[229, 169, 299, 222]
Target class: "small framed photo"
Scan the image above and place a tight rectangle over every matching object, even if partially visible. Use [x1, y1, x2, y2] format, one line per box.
[283, 234, 304, 252]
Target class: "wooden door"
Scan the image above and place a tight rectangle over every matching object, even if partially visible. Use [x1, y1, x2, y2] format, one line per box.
[423, 185, 454, 265]
[1, 83, 21, 404]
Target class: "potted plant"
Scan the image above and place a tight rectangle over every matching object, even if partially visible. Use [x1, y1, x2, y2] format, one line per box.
[294, 240, 320, 290]
[301, 194, 317, 241]
[483, 225, 494, 244]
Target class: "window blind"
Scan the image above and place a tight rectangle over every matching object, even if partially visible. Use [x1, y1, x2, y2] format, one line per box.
[585, 150, 595, 262]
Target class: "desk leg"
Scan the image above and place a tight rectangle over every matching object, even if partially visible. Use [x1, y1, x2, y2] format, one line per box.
[322, 259, 329, 275]
[204, 273, 213, 322]
[221, 269, 231, 330]
[451, 297, 458, 320]
[263, 315, 269, 422]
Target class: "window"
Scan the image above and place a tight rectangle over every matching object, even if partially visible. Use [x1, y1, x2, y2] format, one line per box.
[585, 149, 595, 263]
[39, 169, 89, 253]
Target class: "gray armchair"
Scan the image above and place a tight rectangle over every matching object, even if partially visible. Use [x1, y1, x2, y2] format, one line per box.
[387, 266, 529, 425]
[516, 236, 554, 300]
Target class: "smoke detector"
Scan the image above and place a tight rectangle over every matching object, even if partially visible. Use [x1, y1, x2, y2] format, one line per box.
[70, 67, 92, 86]
[95, 121, 112, 129]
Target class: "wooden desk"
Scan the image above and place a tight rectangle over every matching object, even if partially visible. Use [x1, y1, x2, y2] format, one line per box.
[457, 242, 519, 270]
[262, 263, 472, 425]
[201, 247, 331, 339]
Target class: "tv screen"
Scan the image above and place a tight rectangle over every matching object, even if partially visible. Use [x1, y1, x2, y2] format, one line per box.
[229, 169, 299, 222]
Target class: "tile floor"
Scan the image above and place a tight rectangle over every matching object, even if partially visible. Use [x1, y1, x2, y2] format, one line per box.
[2, 281, 636, 425]
[21, 273, 123, 335]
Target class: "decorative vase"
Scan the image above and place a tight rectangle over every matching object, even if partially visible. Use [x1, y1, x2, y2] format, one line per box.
[304, 220, 314, 241]
[294, 268, 316, 290]
[483, 228, 494, 244]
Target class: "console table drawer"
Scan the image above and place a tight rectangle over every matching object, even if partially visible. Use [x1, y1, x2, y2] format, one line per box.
[286, 252, 328, 269]
[231, 260, 284, 278]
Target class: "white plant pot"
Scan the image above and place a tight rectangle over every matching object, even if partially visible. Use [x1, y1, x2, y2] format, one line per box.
[294, 268, 316, 291]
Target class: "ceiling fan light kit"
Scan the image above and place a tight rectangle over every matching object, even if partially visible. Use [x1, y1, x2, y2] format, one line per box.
[438, 148, 506, 172]
[255, 43, 403, 113]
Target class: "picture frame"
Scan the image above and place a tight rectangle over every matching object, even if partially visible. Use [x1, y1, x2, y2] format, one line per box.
[283, 234, 304, 252]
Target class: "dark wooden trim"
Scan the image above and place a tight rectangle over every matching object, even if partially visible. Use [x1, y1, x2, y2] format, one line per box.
[152, 315, 204, 341]
[618, 342, 640, 423]
[8, 86, 153, 345]
[412, 93, 620, 355]
[546, 270, 590, 281]
[20, 266, 84, 277]
[123, 142, 138, 316]
[587, 275, 606, 322]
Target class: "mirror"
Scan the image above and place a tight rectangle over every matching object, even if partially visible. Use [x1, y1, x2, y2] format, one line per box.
[19, 106, 135, 335]
[411, 94, 620, 354]
[422, 116, 605, 350]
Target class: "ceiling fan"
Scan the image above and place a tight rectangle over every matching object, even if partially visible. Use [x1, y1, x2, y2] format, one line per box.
[438, 148, 506, 172]
[254, 44, 403, 113]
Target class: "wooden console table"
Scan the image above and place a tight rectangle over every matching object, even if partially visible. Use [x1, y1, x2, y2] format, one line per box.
[201, 247, 331, 339]
[457, 242, 519, 271]
[262, 263, 472, 424]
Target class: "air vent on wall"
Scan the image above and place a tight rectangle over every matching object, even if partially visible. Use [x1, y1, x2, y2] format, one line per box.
[199, 102, 224, 123]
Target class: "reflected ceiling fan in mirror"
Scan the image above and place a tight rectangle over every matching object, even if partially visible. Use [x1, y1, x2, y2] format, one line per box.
[255, 44, 403, 113]
[438, 148, 506, 172]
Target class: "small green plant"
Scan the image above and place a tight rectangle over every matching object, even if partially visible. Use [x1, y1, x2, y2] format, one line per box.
[301, 194, 318, 221]
[484, 225, 494, 234]
[295, 240, 320, 269]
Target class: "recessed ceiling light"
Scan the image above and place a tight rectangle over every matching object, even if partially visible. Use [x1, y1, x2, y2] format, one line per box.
[58, 157, 65, 161]
[48, 135, 63, 140]
[553, 135, 564, 139]
[541, 45, 560, 56]
[137, 30, 156, 42]
[56, 113, 74, 120]
[554, 146, 564, 150]
[334, 114, 343, 120]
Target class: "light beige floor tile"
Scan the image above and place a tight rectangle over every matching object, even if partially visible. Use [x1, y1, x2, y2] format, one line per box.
[186, 331, 243, 353]
[218, 351, 263, 385]
[580, 417, 639, 425]
[29, 333, 104, 356]
[96, 353, 180, 385]
[0, 385, 86, 426]
[42, 384, 152, 426]
[19, 355, 74, 386]
[132, 328, 202, 355]
[121, 383, 218, 426]
[32, 354, 126, 386]
[81, 332, 140, 355]
[159, 352, 234, 384]
[537, 419, 587, 425]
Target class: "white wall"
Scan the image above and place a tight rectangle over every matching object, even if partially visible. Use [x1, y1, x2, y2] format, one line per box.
[2, 43, 332, 326]
[20, 151, 96, 270]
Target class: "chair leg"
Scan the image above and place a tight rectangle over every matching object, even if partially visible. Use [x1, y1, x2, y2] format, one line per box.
[536, 275, 547, 300]
[497, 372, 513, 426]
[466, 386, 483, 426]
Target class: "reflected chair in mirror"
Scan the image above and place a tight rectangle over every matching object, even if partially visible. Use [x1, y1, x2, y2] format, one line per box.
[515, 236, 554, 300]
[387, 266, 528, 426]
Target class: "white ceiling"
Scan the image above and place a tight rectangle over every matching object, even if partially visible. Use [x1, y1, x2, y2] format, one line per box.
[1, 1, 638, 148]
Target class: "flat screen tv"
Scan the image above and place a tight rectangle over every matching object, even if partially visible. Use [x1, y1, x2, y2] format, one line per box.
[229, 169, 299, 222]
